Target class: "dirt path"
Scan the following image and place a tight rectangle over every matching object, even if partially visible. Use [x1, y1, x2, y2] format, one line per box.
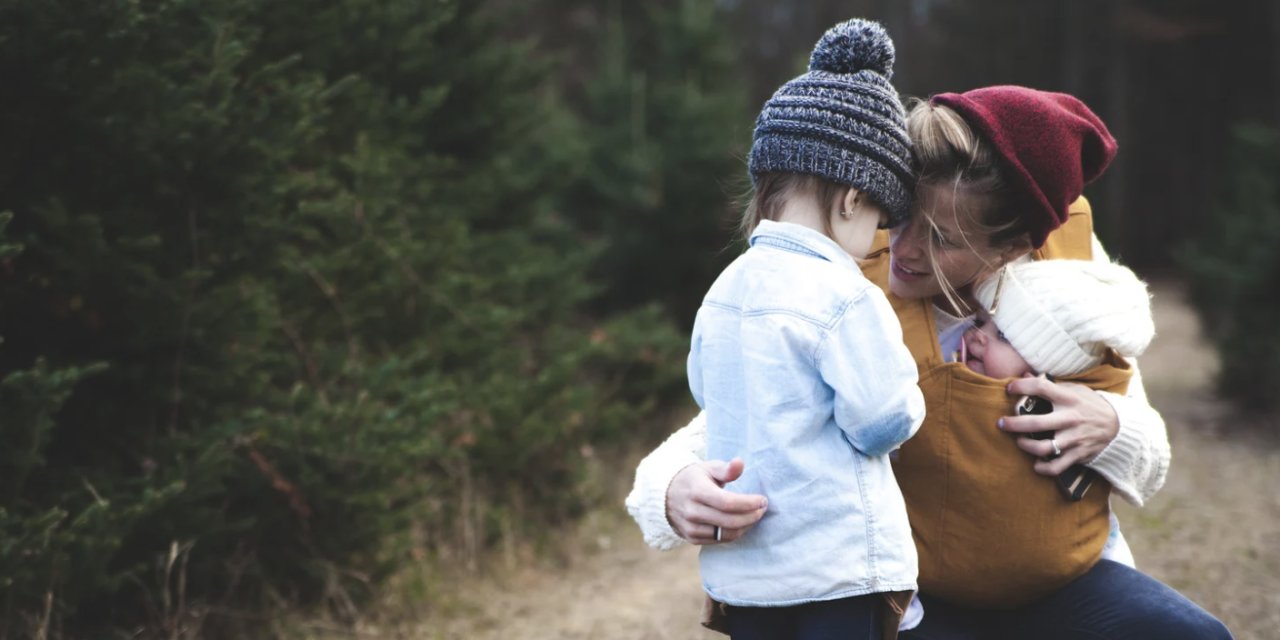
[408, 280, 1279, 640]
[1110, 280, 1280, 639]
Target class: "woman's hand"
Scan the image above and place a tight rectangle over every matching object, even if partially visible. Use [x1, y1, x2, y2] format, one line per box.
[999, 376, 1121, 477]
[666, 458, 768, 545]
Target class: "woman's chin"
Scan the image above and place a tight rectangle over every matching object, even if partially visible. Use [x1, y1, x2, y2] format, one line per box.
[888, 271, 938, 300]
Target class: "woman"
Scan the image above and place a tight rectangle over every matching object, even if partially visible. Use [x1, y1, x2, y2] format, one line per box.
[626, 86, 1232, 639]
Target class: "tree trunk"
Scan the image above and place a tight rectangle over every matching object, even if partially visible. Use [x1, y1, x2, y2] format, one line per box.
[1105, 0, 1130, 258]
[1272, 0, 1280, 126]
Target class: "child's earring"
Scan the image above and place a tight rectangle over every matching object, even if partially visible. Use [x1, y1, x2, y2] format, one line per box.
[839, 190, 865, 219]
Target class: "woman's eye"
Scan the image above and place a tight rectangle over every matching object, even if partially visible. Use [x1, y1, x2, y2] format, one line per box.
[931, 230, 955, 248]
[996, 329, 1009, 342]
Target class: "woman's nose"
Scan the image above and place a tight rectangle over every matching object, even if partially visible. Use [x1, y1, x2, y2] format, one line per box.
[891, 219, 923, 258]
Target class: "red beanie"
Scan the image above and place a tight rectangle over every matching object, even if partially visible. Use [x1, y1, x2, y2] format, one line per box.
[930, 86, 1118, 248]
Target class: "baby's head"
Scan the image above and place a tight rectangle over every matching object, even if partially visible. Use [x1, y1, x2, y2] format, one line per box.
[741, 18, 914, 258]
[961, 260, 1155, 379]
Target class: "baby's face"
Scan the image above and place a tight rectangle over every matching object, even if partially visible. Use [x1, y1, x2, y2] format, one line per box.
[960, 309, 1033, 379]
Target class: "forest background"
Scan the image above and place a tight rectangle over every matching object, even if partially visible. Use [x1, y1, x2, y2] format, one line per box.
[2, 1, 1278, 637]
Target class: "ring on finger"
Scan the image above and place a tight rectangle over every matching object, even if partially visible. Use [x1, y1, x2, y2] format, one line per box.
[1049, 438, 1062, 458]
[714, 525, 722, 542]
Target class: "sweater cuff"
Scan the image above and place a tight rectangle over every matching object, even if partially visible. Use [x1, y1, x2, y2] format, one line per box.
[1088, 418, 1144, 497]
[625, 449, 701, 551]
[1086, 391, 1165, 507]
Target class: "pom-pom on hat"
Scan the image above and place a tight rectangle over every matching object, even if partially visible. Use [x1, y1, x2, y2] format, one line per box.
[973, 259, 1154, 377]
[930, 87, 1118, 248]
[749, 18, 915, 226]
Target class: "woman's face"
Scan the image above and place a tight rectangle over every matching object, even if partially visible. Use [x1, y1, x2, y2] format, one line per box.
[887, 184, 1015, 302]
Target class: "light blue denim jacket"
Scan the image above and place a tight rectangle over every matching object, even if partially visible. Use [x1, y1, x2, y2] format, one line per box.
[690, 219, 925, 606]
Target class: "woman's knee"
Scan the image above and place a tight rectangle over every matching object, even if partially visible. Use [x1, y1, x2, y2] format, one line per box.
[1036, 561, 1233, 639]
[1146, 603, 1232, 640]
[1114, 566, 1233, 639]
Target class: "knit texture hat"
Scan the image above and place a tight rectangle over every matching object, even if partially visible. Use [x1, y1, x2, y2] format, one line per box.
[749, 19, 914, 225]
[930, 87, 1118, 248]
[973, 260, 1154, 377]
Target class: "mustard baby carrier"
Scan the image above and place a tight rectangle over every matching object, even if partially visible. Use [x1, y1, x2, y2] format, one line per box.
[866, 198, 1129, 609]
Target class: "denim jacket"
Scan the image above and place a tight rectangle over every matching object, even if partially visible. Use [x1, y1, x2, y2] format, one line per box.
[689, 219, 925, 606]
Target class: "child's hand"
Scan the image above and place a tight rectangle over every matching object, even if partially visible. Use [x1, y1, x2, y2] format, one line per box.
[999, 376, 1121, 477]
[666, 458, 768, 545]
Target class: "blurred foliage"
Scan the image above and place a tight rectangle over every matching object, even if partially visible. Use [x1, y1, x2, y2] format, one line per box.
[518, 1, 751, 324]
[723, 0, 1280, 268]
[0, 0, 714, 636]
[1180, 124, 1280, 411]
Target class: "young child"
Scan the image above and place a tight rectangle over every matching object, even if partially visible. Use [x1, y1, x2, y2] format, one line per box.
[687, 19, 925, 639]
[964, 258, 1155, 505]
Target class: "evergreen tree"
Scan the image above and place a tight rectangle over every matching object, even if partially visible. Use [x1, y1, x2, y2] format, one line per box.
[1180, 124, 1280, 411]
[529, 0, 752, 325]
[0, 0, 685, 635]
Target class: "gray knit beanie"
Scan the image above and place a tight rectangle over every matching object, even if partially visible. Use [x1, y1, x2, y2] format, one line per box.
[749, 18, 914, 225]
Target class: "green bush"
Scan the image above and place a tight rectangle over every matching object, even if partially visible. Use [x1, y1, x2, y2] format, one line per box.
[545, 1, 751, 324]
[0, 0, 691, 636]
[1180, 124, 1280, 411]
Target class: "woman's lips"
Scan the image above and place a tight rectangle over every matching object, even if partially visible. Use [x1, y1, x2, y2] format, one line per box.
[891, 257, 927, 281]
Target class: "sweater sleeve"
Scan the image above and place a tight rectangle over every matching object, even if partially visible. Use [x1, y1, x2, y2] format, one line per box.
[1089, 363, 1170, 506]
[1083, 234, 1171, 507]
[624, 411, 709, 551]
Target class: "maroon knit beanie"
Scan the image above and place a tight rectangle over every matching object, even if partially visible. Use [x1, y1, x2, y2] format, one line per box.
[930, 86, 1118, 248]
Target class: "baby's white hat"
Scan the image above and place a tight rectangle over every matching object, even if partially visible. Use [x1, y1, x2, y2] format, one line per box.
[973, 259, 1155, 377]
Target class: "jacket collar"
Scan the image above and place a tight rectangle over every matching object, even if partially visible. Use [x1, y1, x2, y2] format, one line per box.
[750, 219, 858, 272]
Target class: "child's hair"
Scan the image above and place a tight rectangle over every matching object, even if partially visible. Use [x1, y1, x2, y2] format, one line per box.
[738, 173, 847, 241]
[905, 99, 1033, 312]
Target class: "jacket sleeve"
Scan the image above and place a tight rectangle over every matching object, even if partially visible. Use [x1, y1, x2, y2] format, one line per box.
[687, 313, 705, 410]
[624, 411, 709, 550]
[1084, 234, 1171, 507]
[817, 286, 925, 457]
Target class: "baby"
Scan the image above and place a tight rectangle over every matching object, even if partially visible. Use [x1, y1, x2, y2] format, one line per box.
[963, 258, 1153, 381]
[961, 258, 1155, 499]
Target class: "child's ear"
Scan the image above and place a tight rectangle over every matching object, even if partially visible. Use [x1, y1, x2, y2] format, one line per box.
[841, 188, 862, 215]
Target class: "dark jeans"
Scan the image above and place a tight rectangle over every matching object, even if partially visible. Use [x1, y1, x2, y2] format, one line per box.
[899, 560, 1233, 640]
[727, 594, 881, 640]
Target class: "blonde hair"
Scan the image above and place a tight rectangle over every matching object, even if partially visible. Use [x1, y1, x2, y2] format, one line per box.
[905, 98, 1032, 313]
[739, 173, 847, 241]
